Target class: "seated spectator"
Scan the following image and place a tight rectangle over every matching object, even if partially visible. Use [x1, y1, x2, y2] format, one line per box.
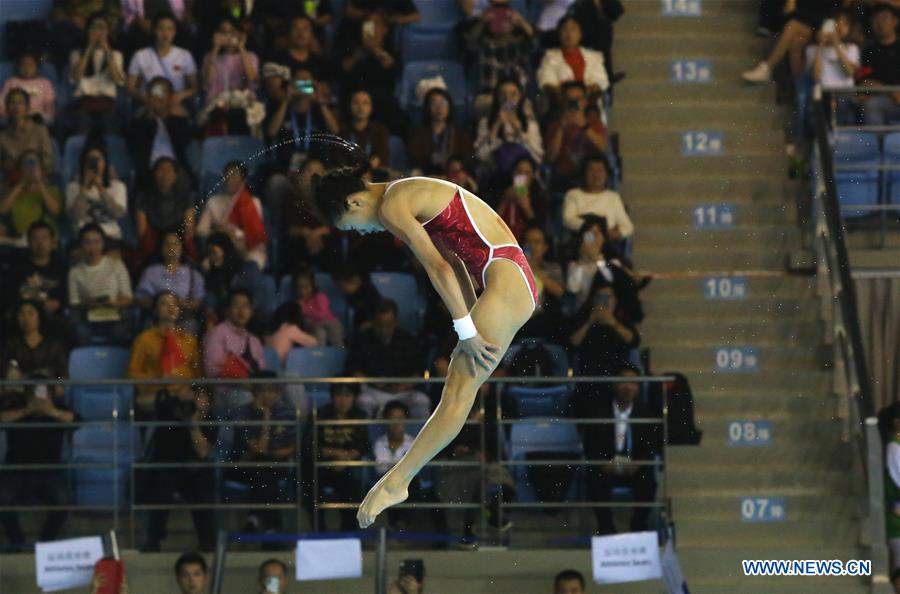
[444, 154, 479, 194]
[126, 12, 199, 114]
[578, 362, 659, 535]
[5, 221, 67, 321]
[347, 299, 431, 418]
[0, 301, 73, 549]
[0, 150, 62, 243]
[196, 161, 269, 271]
[68, 224, 134, 345]
[568, 0, 624, 81]
[407, 88, 474, 174]
[65, 141, 129, 242]
[337, 11, 406, 134]
[0, 52, 56, 124]
[742, 0, 843, 81]
[257, 559, 290, 594]
[281, 157, 339, 270]
[262, 16, 333, 105]
[135, 231, 205, 324]
[121, 0, 194, 59]
[859, 5, 900, 126]
[266, 301, 319, 364]
[0, 89, 54, 179]
[333, 263, 383, 335]
[128, 291, 202, 413]
[138, 386, 215, 551]
[536, 0, 576, 46]
[135, 157, 196, 269]
[806, 8, 859, 123]
[569, 282, 639, 376]
[200, 17, 260, 136]
[201, 232, 243, 323]
[496, 156, 546, 239]
[519, 226, 567, 342]
[538, 16, 610, 109]
[340, 90, 390, 170]
[553, 569, 586, 594]
[562, 154, 632, 237]
[68, 12, 127, 136]
[465, 0, 536, 113]
[257, 0, 334, 50]
[389, 572, 424, 594]
[203, 288, 264, 380]
[310, 383, 370, 532]
[566, 216, 642, 323]
[294, 266, 344, 346]
[474, 78, 544, 185]
[545, 82, 607, 190]
[172, 553, 209, 594]
[128, 76, 195, 187]
[232, 375, 297, 536]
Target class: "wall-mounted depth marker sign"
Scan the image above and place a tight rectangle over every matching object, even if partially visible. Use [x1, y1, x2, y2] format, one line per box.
[671, 59, 713, 83]
[714, 347, 759, 373]
[661, 0, 701, 16]
[703, 276, 748, 299]
[693, 204, 736, 229]
[741, 497, 786, 523]
[682, 130, 724, 156]
[728, 420, 772, 447]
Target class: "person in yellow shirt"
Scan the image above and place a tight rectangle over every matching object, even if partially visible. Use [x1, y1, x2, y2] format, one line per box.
[127, 290, 202, 414]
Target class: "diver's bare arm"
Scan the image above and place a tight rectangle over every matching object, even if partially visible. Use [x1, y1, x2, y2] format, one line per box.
[446, 251, 478, 311]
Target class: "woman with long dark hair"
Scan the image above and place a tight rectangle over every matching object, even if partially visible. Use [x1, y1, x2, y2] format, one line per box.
[69, 12, 126, 135]
[473, 78, 542, 183]
[309, 134, 537, 528]
[407, 87, 473, 173]
[65, 141, 128, 241]
[201, 232, 243, 325]
[135, 229, 205, 319]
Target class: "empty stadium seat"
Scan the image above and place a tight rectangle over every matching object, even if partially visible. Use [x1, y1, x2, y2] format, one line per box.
[1, 0, 54, 22]
[199, 135, 265, 195]
[67, 347, 133, 420]
[414, 0, 462, 24]
[370, 272, 424, 333]
[886, 133, 900, 205]
[833, 132, 880, 218]
[388, 135, 409, 172]
[263, 346, 282, 372]
[397, 61, 467, 112]
[505, 385, 572, 418]
[72, 425, 140, 507]
[284, 347, 347, 410]
[508, 419, 583, 503]
[62, 134, 133, 187]
[401, 24, 459, 61]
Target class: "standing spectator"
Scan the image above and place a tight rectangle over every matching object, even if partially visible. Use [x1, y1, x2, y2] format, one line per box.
[474, 78, 544, 184]
[262, 16, 332, 105]
[6, 222, 67, 320]
[127, 76, 195, 187]
[579, 363, 659, 535]
[197, 161, 269, 271]
[568, 0, 624, 82]
[407, 88, 473, 173]
[806, 8, 859, 123]
[68, 224, 134, 345]
[232, 376, 298, 537]
[860, 5, 900, 125]
[127, 291, 202, 413]
[172, 552, 209, 594]
[495, 155, 546, 239]
[569, 283, 639, 377]
[561, 154, 631, 237]
[65, 142, 129, 242]
[201, 233, 243, 322]
[340, 90, 391, 171]
[266, 302, 319, 365]
[333, 264, 383, 335]
[293, 266, 344, 347]
[466, 0, 536, 112]
[0, 150, 62, 242]
[203, 288, 264, 380]
[311, 383, 370, 532]
[346, 299, 431, 418]
[135, 231, 204, 318]
[126, 12, 199, 113]
[200, 17, 260, 136]
[68, 12, 127, 135]
[0, 89, 54, 178]
[139, 386, 216, 551]
[553, 569, 586, 594]
[134, 157, 196, 269]
[519, 226, 566, 342]
[0, 301, 73, 549]
[0, 52, 57, 124]
[538, 16, 610, 108]
[545, 82, 607, 190]
[257, 559, 290, 594]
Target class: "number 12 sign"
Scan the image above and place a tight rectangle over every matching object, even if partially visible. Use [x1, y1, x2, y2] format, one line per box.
[682, 131, 724, 156]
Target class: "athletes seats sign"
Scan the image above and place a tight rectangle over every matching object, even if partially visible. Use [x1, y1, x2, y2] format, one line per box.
[591, 531, 662, 585]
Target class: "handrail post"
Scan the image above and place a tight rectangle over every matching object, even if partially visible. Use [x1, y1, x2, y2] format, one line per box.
[866, 418, 889, 589]
[376, 526, 388, 594]
[211, 529, 227, 594]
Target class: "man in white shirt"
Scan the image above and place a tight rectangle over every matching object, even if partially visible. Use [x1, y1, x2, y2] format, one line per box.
[373, 400, 416, 477]
[562, 154, 633, 238]
[127, 11, 198, 113]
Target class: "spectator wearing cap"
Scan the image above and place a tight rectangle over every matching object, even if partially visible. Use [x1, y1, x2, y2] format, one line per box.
[859, 4, 900, 125]
[553, 569, 586, 594]
[407, 88, 473, 174]
[561, 154, 632, 237]
[126, 12, 199, 113]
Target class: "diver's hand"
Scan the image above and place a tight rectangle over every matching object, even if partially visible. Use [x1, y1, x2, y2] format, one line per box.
[455, 334, 501, 374]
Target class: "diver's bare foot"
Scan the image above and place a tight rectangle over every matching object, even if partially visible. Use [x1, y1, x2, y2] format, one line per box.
[357, 475, 408, 529]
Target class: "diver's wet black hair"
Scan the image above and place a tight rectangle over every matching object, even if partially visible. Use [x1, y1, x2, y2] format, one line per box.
[307, 133, 370, 225]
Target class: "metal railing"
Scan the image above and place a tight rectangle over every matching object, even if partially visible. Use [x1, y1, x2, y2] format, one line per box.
[0, 374, 673, 550]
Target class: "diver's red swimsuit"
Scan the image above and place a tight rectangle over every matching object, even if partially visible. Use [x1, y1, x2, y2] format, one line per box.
[412, 180, 537, 309]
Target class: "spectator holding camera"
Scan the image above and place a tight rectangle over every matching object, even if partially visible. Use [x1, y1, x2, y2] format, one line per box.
[538, 16, 610, 107]
[545, 81, 607, 190]
[806, 9, 859, 123]
[859, 5, 900, 126]
[200, 17, 260, 136]
[0, 150, 61, 242]
[128, 76, 195, 187]
[407, 88, 473, 173]
[128, 290, 202, 413]
[126, 12, 199, 113]
[135, 231, 204, 316]
[496, 156, 546, 240]
[262, 16, 332, 105]
[474, 78, 543, 183]
[139, 386, 216, 551]
[569, 281, 639, 377]
[0, 88, 54, 179]
[68, 12, 126, 136]
[66, 142, 128, 242]
[562, 154, 631, 237]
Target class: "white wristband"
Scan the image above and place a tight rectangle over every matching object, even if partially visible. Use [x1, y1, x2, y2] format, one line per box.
[453, 314, 478, 341]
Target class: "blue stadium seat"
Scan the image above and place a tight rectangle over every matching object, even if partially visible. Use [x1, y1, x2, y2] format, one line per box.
[263, 346, 282, 372]
[833, 132, 880, 218]
[67, 347, 133, 420]
[1, 0, 54, 22]
[885, 133, 900, 205]
[508, 419, 583, 503]
[388, 135, 408, 172]
[414, 0, 462, 24]
[397, 61, 467, 111]
[0, 61, 12, 83]
[502, 339, 570, 377]
[401, 24, 459, 61]
[72, 425, 140, 507]
[370, 272, 424, 333]
[505, 385, 572, 418]
[284, 347, 347, 409]
[198, 135, 265, 195]
[62, 134, 134, 187]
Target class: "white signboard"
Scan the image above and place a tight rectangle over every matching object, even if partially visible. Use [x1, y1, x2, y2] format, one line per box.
[35, 536, 104, 592]
[591, 531, 662, 585]
[296, 538, 363, 581]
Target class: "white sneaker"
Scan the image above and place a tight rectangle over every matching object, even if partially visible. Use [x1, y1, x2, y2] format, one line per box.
[741, 62, 771, 83]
